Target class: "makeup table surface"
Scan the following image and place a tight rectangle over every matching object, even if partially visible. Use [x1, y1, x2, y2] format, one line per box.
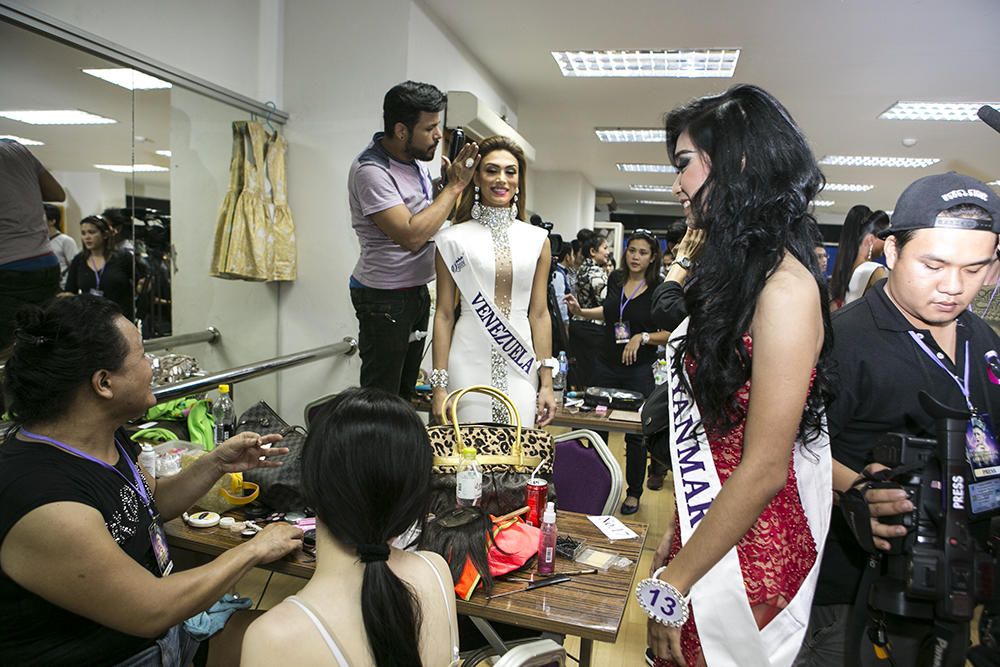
[166, 509, 648, 666]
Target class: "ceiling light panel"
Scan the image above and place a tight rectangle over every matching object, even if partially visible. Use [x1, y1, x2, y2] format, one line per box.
[629, 184, 672, 192]
[879, 102, 999, 121]
[596, 128, 665, 143]
[617, 163, 677, 173]
[818, 155, 939, 168]
[811, 200, 836, 207]
[155, 150, 172, 157]
[636, 200, 680, 206]
[0, 135, 44, 145]
[821, 183, 874, 192]
[0, 109, 117, 125]
[83, 68, 172, 90]
[553, 49, 740, 78]
[94, 163, 169, 173]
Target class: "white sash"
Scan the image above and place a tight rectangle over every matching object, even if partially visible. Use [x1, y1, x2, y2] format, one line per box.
[666, 318, 831, 667]
[436, 236, 536, 379]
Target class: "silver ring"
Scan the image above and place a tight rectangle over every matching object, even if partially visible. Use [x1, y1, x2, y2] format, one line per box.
[464, 158, 474, 168]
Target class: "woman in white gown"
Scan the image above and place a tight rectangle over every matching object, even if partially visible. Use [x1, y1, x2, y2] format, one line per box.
[431, 136, 556, 427]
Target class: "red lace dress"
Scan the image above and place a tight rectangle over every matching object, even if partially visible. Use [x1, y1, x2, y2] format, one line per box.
[655, 337, 818, 667]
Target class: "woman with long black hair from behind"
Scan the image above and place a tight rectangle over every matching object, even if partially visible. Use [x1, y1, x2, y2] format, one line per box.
[643, 85, 835, 667]
[242, 387, 459, 667]
[828, 205, 890, 309]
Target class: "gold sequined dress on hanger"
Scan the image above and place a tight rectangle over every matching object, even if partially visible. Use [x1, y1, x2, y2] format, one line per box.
[210, 121, 245, 277]
[223, 120, 270, 280]
[434, 212, 548, 423]
[264, 131, 297, 281]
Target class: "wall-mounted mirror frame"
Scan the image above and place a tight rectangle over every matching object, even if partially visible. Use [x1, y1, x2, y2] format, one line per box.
[0, 1, 288, 340]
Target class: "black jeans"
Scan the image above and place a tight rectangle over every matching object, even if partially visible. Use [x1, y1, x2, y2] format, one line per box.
[0, 265, 59, 351]
[350, 285, 429, 400]
[568, 319, 605, 390]
[592, 354, 656, 499]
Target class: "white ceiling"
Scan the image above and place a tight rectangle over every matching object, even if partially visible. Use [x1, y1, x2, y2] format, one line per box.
[423, 0, 1000, 219]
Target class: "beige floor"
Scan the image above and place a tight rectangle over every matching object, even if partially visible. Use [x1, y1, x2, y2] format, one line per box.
[233, 430, 669, 664]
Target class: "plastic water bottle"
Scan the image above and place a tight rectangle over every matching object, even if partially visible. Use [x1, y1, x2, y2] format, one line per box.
[652, 359, 669, 385]
[553, 351, 568, 402]
[213, 384, 235, 449]
[138, 443, 157, 478]
[536, 501, 558, 574]
[456, 446, 482, 507]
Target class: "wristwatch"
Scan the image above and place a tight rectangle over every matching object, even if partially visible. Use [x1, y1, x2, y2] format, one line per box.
[635, 566, 689, 627]
[669, 256, 692, 271]
[539, 358, 559, 370]
[641, 332, 650, 345]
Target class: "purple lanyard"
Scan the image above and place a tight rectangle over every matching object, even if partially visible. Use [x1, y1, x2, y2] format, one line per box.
[19, 428, 153, 514]
[619, 280, 646, 322]
[417, 162, 433, 204]
[907, 331, 974, 412]
[88, 256, 106, 290]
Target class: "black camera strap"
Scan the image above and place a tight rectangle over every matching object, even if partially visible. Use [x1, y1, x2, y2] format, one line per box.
[848, 554, 885, 666]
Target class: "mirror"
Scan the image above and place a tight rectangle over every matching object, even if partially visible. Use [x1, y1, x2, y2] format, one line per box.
[0, 18, 273, 340]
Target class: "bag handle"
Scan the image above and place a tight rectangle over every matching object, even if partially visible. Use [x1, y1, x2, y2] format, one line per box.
[444, 385, 523, 462]
[219, 471, 260, 505]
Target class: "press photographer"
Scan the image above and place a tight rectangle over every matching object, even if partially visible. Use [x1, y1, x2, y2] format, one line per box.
[793, 173, 1000, 666]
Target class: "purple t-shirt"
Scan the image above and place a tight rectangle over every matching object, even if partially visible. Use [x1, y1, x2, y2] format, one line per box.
[348, 133, 435, 289]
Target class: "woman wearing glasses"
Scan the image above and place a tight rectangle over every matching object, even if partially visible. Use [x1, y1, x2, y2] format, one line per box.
[565, 229, 668, 514]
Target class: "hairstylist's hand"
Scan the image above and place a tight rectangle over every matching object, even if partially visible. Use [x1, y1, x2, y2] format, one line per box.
[535, 386, 556, 427]
[563, 294, 582, 317]
[441, 141, 479, 190]
[861, 463, 915, 551]
[673, 228, 707, 264]
[622, 334, 642, 366]
[247, 522, 303, 564]
[212, 432, 287, 474]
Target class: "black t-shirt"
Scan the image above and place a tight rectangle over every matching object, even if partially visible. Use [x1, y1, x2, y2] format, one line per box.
[815, 280, 1000, 605]
[0, 429, 161, 665]
[600, 271, 662, 368]
[65, 250, 140, 320]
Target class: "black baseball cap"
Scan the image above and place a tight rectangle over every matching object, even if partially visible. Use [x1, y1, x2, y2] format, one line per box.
[878, 172, 1000, 239]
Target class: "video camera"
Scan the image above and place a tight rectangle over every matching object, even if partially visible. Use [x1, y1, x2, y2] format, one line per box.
[847, 392, 1000, 666]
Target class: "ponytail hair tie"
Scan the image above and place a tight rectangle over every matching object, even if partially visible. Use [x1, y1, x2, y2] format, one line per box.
[357, 543, 390, 563]
[13, 330, 50, 347]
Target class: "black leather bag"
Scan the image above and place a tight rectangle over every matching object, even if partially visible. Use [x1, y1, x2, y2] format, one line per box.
[583, 386, 645, 410]
[235, 401, 308, 511]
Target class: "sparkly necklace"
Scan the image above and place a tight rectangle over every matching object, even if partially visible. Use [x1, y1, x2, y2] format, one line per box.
[471, 203, 515, 231]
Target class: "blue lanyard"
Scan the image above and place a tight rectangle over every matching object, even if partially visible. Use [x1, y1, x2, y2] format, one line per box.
[19, 428, 154, 514]
[619, 280, 646, 322]
[417, 162, 433, 204]
[907, 331, 974, 412]
[88, 255, 106, 290]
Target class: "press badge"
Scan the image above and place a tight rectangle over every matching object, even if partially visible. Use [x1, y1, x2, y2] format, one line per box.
[88, 288, 104, 297]
[966, 413, 1000, 514]
[150, 517, 174, 576]
[614, 321, 631, 344]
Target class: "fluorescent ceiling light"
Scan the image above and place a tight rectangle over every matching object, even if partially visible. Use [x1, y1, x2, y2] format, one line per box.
[94, 163, 169, 173]
[636, 200, 680, 206]
[83, 68, 171, 90]
[821, 183, 874, 192]
[596, 128, 665, 143]
[155, 150, 172, 157]
[552, 49, 740, 78]
[879, 102, 999, 121]
[0, 134, 44, 145]
[0, 109, 116, 125]
[988, 180, 1000, 187]
[618, 163, 677, 173]
[818, 155, 939, 168]
[811, 200, 836, 207]
[629, 184, 672, 192]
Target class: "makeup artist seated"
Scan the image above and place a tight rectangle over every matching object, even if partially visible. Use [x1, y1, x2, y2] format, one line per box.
[0, 294, 303, 666]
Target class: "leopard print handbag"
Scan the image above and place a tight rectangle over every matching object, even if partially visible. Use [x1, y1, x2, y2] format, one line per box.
[427, 385, 555, 516]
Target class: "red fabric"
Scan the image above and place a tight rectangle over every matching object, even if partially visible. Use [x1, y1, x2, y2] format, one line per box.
[655, 337, 818, 667]
[488, 516, 541, 576]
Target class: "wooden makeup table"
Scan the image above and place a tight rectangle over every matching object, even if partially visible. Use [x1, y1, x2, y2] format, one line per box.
[166, 510, 647, 666]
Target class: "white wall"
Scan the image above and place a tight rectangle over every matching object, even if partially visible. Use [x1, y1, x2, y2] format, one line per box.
[529, 169, 596, 238]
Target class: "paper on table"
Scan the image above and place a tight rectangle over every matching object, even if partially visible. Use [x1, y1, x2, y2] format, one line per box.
[608, 410, 642, 423]
[588, 515, 639, 541]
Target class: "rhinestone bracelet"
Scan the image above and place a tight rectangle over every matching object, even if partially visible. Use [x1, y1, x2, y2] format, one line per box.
[429, 368, 449, 389]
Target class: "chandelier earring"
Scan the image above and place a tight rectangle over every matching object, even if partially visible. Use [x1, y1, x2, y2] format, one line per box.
[512, 187, 519, 211]
[472, 185, 482, 220]
[866, 242, 873, 262]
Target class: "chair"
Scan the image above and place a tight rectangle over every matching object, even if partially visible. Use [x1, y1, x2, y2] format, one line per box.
[463, 637, 566, 667]
[552, 429, 623, 516]
[303, 393, 338, 429]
